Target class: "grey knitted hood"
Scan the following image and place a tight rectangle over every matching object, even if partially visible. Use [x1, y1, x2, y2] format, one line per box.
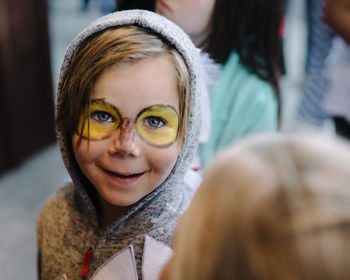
[55, 10, 201, 232]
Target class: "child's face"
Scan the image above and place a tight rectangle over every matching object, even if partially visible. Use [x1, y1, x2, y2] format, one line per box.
[72, 55, 180, 207]
[155, 0, 215, 46]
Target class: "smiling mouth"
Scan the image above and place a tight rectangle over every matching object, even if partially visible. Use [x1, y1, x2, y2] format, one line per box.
[102, 168, 146, 179]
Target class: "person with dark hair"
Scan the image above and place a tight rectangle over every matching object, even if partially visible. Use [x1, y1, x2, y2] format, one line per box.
[156, 0, 286, 167]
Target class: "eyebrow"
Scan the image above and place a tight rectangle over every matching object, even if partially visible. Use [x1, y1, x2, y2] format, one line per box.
[90, 99, 179, 116]
[91, 98, 119, 112]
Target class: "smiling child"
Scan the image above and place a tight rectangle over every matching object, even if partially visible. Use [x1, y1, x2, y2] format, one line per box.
[37, 10, 201, 280]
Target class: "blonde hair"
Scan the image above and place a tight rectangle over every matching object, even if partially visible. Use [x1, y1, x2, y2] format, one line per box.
[166, 133, 350, 280]
[57, 25, 190, 148]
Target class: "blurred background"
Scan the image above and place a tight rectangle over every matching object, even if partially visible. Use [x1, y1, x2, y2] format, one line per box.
[0, 0, 333, 279]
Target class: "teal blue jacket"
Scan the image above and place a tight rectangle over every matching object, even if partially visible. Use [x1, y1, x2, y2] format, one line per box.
[200, 52, 278, 166]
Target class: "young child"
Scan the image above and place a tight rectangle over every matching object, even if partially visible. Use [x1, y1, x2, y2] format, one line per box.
[161, 133, 350, 280]
[37, 10, 201, 280]
[321, 0, 350, 140]
[155, 0, 285, 167]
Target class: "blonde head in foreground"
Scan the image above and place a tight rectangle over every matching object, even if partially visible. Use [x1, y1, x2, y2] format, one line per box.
[162, 133, 350, 280]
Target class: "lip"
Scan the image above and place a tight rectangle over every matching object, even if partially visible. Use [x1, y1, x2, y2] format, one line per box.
[101, 167, 146, 184]
[156, 0, 171, 13]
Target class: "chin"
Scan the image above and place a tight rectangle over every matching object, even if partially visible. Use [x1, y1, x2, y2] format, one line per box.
[106, 191, 147, 207]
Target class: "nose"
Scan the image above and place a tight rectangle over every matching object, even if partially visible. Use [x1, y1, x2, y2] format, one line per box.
[109, 118, 140, 157]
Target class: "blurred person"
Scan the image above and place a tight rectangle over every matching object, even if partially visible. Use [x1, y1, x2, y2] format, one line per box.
[37, 10, 201, 280]
[81, 0, 90, 11]
[161, 133, 350, 280]
[298, 0, 334, 126]
[320, 0, 350, 140]
[155, 0, 285, 167]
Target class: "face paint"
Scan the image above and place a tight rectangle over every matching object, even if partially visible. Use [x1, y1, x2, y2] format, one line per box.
[77, 100, 179, 148]
[118, 118, 136, 151]
[136, 105, 179, 147]
[77, 100, 121, 140]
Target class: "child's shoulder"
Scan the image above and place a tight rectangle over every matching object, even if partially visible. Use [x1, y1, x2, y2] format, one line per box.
[37, 183, 77, 223]
[37, 183, 80, 246]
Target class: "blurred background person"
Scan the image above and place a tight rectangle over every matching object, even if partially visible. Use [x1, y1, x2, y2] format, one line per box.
[155, 0, 286, 168]
[161, 133, 350, 280]
[297, 0, 334, 126]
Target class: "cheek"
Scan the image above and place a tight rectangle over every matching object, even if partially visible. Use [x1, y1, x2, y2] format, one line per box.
[149, 142, 179, 176]
[72, 134, 105, 164]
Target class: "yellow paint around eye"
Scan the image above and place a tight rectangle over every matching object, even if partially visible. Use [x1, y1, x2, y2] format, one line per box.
[136, 105, 179, 147]
[77, 101, 120, 140]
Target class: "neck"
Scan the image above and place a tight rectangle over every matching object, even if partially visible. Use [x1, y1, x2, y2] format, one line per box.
[190, 27, 210, 48]
[96, 195, 131, 231]
[191, 33, 205, 48]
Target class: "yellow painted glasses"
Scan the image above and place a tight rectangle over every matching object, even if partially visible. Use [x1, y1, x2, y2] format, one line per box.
[77, 99, 179, 148]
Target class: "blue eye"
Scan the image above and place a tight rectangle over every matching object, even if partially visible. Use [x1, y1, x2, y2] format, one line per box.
[144, 117, 165, 128]
[91, 111, 114, 122]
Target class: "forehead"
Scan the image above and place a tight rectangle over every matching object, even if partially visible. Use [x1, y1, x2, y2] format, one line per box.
[91, 54, 179, 116]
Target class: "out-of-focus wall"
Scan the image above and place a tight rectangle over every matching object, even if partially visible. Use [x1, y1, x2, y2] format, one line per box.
[0, 0, 55, 175]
